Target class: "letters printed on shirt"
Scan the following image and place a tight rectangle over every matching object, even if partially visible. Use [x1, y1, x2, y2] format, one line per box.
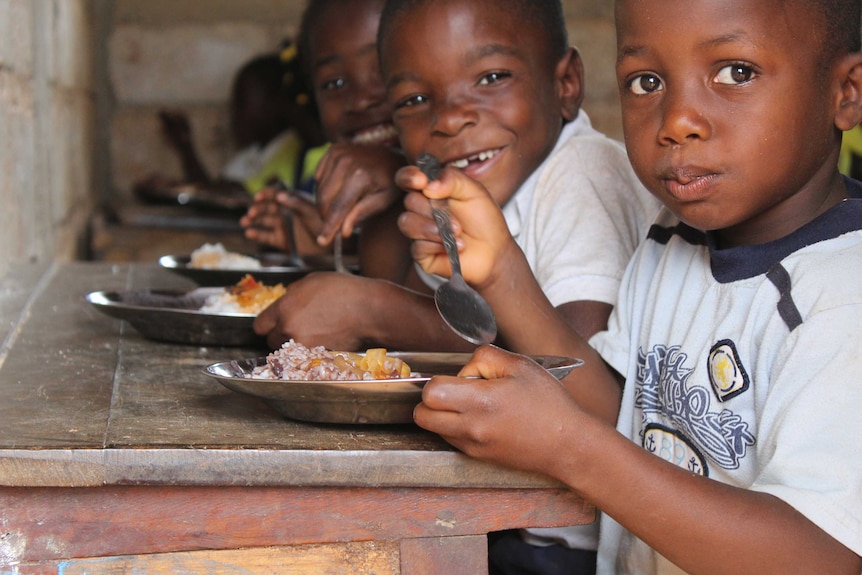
[635, 343, 756, 476]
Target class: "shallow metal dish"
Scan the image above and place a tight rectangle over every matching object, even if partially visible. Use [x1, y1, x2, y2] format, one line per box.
[159, 253, 360, 287]
[203, 353, 584, 424]
[86, 288, 264, 347]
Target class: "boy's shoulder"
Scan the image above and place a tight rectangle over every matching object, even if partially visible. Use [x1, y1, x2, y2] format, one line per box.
[552, 112, 628, 160]
[538, 113, 645, 188]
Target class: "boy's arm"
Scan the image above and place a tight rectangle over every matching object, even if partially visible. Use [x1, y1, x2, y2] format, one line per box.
[158, 110, 211, 184]
[253, 272, 477, 353]
[313, 144, 407, 246]
[416, 346, 861, 575]
[397, 165, 623, 421]
[572, 424, 862, 575]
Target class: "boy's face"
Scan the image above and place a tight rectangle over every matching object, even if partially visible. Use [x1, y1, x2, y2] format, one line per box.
[307, 0, 398, 147]
[381, 0, 575, 206]
[616, 0, 846, 246]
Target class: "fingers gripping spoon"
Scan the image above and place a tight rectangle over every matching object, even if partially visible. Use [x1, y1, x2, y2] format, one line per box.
[417, 153, 497, 345]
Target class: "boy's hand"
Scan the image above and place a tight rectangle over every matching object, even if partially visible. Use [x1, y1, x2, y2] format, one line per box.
[240, 188, 322, 253]
[313, 144, 407, 246]
[396, 164, 514, 290]
[254, 272, 377, 351]
[414, 345, 586, 477]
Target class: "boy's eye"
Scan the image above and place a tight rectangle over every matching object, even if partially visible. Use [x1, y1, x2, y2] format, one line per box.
[627, 74, 662, 95]
[395, 94, 429, 109]
[478, 71, 511, 86]
[714, 63, 755, 85]
[320, 77, 346, 92]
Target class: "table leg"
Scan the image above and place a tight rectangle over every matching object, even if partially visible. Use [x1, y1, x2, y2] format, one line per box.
[401, 535, 488, 575]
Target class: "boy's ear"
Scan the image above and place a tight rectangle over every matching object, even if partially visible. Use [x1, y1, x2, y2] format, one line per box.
[834, 52, 862, 131]
[557, 47, 585, 122]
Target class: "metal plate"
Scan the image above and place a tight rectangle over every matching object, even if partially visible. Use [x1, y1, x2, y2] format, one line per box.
[159, 253, 360, 287]
[86, 288, 265, 347]
[203, 353, 584, 424]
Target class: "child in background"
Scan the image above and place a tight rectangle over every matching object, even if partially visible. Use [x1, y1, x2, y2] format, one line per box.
[257, 0, 658, 350]
[240, 0, 412, 278]
[136, 43, 325, 212]
[403, 0, 862, 573]
[256, 1, 659, 572]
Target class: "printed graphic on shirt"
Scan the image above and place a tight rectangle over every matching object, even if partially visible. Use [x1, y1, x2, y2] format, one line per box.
[707, 339, 749, 402]
[643, 423, 708, 475]
[636, 344, 756, 472]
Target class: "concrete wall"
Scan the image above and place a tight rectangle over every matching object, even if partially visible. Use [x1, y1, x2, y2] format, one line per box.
[106, 0, 622, 202]
[0, 0, 97, 276]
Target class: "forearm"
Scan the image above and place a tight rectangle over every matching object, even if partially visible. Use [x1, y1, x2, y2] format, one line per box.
[359, 280, 477, 352]
[560, 418, 862, 575]
[175, 143, 210, 183]
[479, 243, 622, 420]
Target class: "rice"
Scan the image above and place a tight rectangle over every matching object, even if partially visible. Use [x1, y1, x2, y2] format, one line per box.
[199, 274, 285, 314]
[189, 243, 262, 270]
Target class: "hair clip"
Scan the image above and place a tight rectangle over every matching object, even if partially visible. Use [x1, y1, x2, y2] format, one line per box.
[280, 43, 298, 63]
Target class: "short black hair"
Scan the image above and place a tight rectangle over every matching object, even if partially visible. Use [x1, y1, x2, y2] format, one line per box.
[297, 0, 385, 76]
[378, 0, 569, 62]
[235, 54, 287, 98]
[816, 0, 862, 55]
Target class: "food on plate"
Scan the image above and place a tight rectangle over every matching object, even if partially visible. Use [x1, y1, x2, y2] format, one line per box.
[200, 274, 285, 314]
[189, 242, 262, 270]
[249, 339, 415, 381]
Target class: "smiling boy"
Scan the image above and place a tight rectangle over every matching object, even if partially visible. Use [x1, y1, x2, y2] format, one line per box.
[256, 1, 659, 570]
[403, 0, 862, 573]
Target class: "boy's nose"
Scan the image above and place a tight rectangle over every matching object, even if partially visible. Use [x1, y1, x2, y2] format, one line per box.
[431, 96, 479, 136]
[657, 87, 712, 146]
[347, 71, 388, 112]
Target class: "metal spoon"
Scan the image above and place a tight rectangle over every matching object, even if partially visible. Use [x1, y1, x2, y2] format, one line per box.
[270, 180, 304, 268]
[417, 153, 497, 345]
[333, 233, 350, 274]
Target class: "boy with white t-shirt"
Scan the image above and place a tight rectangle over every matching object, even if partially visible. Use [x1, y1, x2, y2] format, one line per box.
[256, 0, 659, 572]
[400, 0, 862, 573]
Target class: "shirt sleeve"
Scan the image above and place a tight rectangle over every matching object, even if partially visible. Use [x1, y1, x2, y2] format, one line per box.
[522, 134, 660, 309]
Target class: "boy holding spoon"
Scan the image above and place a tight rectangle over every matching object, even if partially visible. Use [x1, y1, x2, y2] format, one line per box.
[401, 0, 862, 572]
[256, 0, 659, 571]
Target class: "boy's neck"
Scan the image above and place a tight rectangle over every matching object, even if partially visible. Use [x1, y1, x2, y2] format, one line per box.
[713, 171, 850, 249]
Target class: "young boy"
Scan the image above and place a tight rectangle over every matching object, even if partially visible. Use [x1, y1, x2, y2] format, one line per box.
[257, 0, 659, 571]
[240, 0, 410, 271]
[255, 0, 658, 350]
[402, 0, 862, 573]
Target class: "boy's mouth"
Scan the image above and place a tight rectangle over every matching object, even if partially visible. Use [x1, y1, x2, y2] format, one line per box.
[446, 148, 502, 170]
[661, 166, 719, 201]
[350, 123, 399, 146]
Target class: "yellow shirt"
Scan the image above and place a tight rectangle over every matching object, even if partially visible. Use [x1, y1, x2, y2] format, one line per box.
[839, 125, 862, 179]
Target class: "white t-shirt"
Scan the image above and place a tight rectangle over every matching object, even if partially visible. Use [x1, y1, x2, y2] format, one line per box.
[420, 111, 662, 550]
[590, 195, 862, 574]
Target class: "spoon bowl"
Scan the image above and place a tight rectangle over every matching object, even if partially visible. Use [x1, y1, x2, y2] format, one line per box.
[434, 273, 498, 345]
[418, 153, 497, 345]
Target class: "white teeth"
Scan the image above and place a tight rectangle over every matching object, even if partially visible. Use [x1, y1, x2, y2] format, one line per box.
[446, 148, 500, 169]
[352, 123, 398, 145]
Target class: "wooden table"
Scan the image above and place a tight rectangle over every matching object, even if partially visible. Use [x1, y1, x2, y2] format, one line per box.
[0, 263, 594, 574]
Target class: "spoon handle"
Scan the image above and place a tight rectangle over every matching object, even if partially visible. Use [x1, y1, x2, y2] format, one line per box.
[417, 152, 462, 278]
[430, 200, 462, 278]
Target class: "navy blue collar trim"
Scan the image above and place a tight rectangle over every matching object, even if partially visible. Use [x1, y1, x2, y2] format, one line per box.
[646, 177, 862, 284]
[709, 197, 862, 283]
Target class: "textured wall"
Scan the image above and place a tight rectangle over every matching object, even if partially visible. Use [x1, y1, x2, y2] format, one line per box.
[106, 0, 622, 202]
[0, 0, 96, 276]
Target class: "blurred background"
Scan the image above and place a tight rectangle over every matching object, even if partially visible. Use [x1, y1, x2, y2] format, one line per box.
[0, 0, 620, 276]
